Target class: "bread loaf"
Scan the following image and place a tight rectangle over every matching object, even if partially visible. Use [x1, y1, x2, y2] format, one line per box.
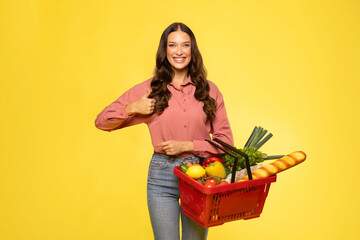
[239, 151, 306, 181]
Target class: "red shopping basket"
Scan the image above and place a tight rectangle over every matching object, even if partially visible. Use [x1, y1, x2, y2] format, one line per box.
[174, 167, 276, 227]
[174, 138, 277, 227]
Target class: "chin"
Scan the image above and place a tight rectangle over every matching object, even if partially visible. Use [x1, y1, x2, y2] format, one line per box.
[171, 62, 190, 71]
[173, 66, 187, 71]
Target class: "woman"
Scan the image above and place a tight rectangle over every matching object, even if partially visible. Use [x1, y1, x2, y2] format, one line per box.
[95, 22, 234, 240]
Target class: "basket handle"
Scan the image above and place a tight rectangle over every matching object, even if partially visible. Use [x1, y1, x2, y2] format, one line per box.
[213, 138, 253, 181]
[205, 139, 253, 183]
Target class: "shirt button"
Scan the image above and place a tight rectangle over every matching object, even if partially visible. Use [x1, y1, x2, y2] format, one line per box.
[183, 99, 186, 102]
[184, 125, 187, 128]
[183, 109, 186, 112]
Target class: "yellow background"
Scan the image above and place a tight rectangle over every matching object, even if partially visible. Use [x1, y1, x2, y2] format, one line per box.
[1, 0, 359, 239]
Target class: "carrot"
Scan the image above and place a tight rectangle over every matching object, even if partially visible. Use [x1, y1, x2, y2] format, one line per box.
[238, 151, 306, 181]
[186, 162, 193, 167]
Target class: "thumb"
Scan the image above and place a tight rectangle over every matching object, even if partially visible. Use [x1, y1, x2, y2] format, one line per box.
[156, 141, 167, 147]
[142, 88, 151, 98]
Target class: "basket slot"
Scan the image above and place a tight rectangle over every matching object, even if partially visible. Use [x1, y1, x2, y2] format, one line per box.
[263, 182, 269, 193]
[212, 193, 220, 208]
[208, 194, 221, 224]
[209, 207, 220, 224]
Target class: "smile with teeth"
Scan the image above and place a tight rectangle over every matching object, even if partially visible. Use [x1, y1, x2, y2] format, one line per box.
[173, 57, 186, 63]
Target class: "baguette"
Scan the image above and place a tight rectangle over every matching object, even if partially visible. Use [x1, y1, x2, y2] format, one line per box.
[239, 151, 306, 181]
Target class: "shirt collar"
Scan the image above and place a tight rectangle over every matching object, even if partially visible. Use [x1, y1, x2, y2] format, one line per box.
[184, 75, 194, 86]
[168, 75, 194, 89]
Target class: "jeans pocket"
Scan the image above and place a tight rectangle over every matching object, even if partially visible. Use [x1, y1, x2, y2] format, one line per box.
[149, 158, 169, 170]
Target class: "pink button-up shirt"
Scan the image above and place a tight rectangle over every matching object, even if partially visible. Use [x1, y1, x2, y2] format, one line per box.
[95, 77, 234, 158]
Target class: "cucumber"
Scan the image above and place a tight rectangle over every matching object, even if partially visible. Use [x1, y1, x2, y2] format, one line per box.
[179, 164, 189, 173]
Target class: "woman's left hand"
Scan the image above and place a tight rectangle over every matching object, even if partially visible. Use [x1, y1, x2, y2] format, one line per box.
[156, 141, 194, 155]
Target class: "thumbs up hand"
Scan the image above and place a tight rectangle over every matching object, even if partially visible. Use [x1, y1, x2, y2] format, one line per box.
[125, 88, 156, 115]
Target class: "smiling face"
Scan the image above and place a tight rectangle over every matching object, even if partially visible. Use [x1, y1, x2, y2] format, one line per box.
[166, 30, 191, 72]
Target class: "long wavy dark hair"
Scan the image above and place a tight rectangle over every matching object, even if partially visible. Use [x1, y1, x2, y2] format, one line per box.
[148, 22, 217, 120]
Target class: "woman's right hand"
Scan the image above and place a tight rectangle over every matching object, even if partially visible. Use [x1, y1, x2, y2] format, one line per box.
[125, 88, 156, 115]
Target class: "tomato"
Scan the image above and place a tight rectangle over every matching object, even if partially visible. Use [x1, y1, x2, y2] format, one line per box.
[207, 178, 218, 185]
[218, 180, 229, 186]
[205, 181, 217, 188]
[204, 178, 218, 188]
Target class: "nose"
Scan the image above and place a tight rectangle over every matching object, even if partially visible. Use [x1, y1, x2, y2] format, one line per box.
[176, 46, 183, 55]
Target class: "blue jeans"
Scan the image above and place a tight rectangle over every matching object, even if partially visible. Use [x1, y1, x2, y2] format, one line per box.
[147, 152, 209, 240]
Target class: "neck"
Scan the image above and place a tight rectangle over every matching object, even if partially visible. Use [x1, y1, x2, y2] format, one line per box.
[172, 69, 188, 87]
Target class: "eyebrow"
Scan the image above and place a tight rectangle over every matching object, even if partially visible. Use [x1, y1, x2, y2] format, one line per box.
[168, 41, 191, 44]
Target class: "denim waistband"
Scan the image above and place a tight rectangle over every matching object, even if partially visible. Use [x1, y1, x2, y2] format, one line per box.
[153, 151, 206, 164]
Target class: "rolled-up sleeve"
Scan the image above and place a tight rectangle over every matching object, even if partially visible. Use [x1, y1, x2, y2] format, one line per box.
[95, 79, 151, 132]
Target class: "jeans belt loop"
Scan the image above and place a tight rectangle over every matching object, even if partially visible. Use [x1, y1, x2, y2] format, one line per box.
[168, 156, 176, 162]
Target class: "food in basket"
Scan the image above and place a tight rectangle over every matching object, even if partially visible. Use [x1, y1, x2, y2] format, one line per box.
[180, 160, 228, 186]
[223, 164, 263, 183]
[239, 151, 306, 181]
[186, 165, 206, 179]
[222, 146, 266, 171]
[174, 165, 277, 227]
[219, 180, 229, 186]
[222, 126, 284, 171]
[202, 156, 224, 167]
[204, 178, 218, 188]
[179, 164, 189, 173]
[205, 161, 226, 179]
[174, 126, 306, 227]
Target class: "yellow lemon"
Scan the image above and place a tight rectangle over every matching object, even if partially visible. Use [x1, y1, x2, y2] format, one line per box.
[186, 165, 205, 179]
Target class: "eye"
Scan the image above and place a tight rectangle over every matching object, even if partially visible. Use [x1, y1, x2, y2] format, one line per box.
[184, 43, 190, 47]
[168, 44, 176, 47]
